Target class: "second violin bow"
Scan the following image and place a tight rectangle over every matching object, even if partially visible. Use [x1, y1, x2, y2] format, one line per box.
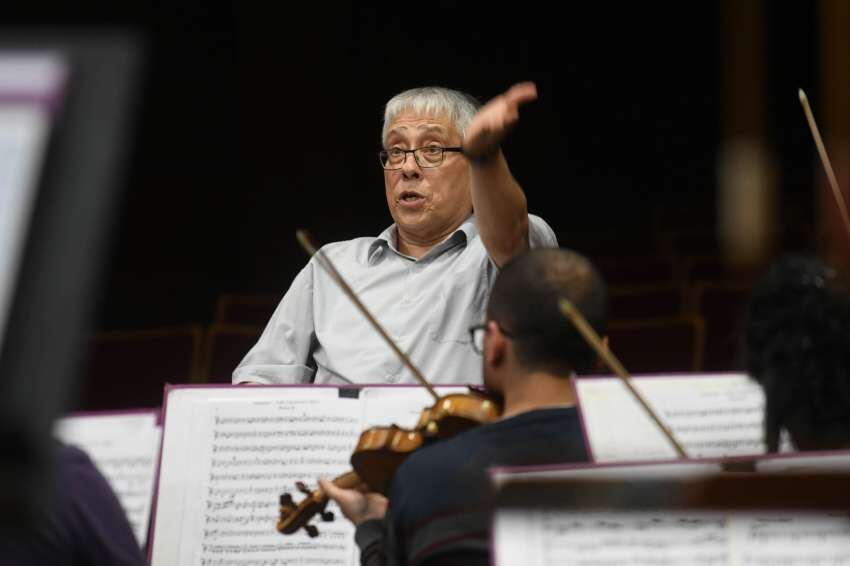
[558, 298, 689, 459]
[799, 88, 850, 244]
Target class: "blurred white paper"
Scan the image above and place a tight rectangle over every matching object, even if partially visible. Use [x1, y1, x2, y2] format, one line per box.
[493, 453, 850, 566]
[0, 53, 66, 353]
[494, 509, 850, 566]
[55, 410, 161, 546]
[575, 373, 788, 462]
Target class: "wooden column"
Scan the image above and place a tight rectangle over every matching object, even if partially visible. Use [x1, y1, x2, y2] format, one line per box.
[718, 0, 775, 273]
[819, 0, 850, 273]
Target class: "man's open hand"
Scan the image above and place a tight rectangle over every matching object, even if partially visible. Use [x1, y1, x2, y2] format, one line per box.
[462, 82, 538, 159]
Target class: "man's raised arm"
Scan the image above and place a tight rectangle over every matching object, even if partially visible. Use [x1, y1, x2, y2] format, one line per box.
[463, 81, 538, 267]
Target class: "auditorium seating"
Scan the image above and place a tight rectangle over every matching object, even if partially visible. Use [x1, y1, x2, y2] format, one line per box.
[608, 284, 686, 320]
[596, 255, 680, 287]
[201, 324, 264, 383]
[605, 316, 705, 374]
[80, 259, 758, 410]
[213, 293, 279, 326]
[690, 281, 752, 371]
[79, 325, 203, 410]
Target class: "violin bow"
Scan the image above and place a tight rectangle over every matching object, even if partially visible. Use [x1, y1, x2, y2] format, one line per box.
[799, 88, 850, 244]
[558, 298, 689, 459]
[296, 230, 440, 401]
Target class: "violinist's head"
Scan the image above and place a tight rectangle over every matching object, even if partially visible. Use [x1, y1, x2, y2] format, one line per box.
[746, 255, 850, 452]
[380, 87, 480, 249]
[479, 248, 607, 391]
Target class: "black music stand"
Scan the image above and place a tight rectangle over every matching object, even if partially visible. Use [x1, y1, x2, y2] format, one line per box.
[0, 31, 143, 528]
[491, 458, 850, 565]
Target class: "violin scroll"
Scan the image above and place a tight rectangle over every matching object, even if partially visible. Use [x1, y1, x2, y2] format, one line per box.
[278, 390, 506, 537]
[277, 471, 362, 537]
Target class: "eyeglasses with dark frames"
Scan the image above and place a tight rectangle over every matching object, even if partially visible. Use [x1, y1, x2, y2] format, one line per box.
[379, 146, 464, 170]
[468, 322, 515, 354]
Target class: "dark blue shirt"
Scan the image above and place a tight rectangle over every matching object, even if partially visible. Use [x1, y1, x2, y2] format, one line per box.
[0, 443, 144, 566]
[355, 406, 589, 566]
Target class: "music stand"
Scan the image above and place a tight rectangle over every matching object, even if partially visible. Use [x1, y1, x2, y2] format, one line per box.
[0, 31, 142, 527]
[492, 457, 850, 565]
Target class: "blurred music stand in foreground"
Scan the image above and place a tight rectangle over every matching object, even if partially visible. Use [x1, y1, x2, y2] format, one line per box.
[0, 32, 142, 529]
[491, 458, 850, 565]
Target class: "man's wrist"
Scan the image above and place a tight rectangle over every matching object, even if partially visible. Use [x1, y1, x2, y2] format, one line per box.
[464, 146, 501, 167]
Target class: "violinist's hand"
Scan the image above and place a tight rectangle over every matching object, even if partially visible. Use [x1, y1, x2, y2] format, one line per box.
[462, 81, 538, 160]
[319, 478, 388, 526]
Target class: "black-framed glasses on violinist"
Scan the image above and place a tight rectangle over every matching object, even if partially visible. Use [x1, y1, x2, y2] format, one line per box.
[468, 322, 515, 354]
[379, 146, 464, 170]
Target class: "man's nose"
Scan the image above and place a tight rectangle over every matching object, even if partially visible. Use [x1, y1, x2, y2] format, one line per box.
[401, 151, 421, 179]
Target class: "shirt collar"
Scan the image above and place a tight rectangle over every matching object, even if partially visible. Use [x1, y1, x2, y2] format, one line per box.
[367, 214, 477, 265]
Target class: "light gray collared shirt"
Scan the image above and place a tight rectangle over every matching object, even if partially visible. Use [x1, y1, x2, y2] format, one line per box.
[232, 214, 558, 385]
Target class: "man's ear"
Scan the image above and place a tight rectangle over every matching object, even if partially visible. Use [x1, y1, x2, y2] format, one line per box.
[593, 335, 610, 374]
[484, 320, 506, 369]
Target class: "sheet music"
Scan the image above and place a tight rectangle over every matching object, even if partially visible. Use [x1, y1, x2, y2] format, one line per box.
[496, 509, 730, 566]
[359, 386, 467, 429]
[733, 513, 850, 564]
[151, 387, 365, 566]
[575, 373, 787, 462]
[493, 452, 850, 566]
[55, 411, 161, 547]
[151, 385, 482, 565]
[494, 509, 850, 566]
[0, 54, 66, 351]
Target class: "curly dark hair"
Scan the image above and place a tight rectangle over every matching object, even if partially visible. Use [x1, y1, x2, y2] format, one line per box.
[745, 255, 850, 452]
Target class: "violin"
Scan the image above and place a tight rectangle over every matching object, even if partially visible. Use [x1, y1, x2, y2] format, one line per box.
[277, 387, 501, 537]
[276, 231, 502, 538]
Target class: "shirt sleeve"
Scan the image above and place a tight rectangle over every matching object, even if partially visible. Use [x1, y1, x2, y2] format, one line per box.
[354, 519, 386, 566]
[354, 512, 404, 566]
[528, 214, 558, 249]
[231, 262, 318, 384]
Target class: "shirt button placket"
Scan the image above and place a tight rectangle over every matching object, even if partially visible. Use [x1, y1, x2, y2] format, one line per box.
[401, 263, 420, 307]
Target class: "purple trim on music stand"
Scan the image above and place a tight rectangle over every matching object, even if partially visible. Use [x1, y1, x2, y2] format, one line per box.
[62, 407, 161, 420]
[0, 53, 69, 115]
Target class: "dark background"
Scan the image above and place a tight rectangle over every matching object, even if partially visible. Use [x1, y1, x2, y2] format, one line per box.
[2, 2, 821, 330]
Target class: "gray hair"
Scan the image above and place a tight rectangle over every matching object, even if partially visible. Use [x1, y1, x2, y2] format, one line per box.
[381, 87, 481, 146]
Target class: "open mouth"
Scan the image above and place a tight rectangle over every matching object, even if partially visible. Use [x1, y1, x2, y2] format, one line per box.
[398, 191, 425, 204]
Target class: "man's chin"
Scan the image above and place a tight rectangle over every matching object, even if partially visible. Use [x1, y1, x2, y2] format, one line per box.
[391, 210, 428, 232]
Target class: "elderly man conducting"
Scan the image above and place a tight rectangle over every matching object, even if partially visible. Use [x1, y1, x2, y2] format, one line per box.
[233, 82, 557, 385]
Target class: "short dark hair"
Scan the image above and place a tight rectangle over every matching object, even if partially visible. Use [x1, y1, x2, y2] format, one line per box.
[487, 248, 607, 376]
[745, 255, 850, 451]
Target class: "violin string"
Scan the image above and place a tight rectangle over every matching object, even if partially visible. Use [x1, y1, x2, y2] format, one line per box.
[296, 230, 440, 400]
[558, 298, 689, 458]
[799, 88, 850, 244]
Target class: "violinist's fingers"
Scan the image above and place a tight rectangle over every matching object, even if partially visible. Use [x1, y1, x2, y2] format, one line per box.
[318, 478, 388, 526]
